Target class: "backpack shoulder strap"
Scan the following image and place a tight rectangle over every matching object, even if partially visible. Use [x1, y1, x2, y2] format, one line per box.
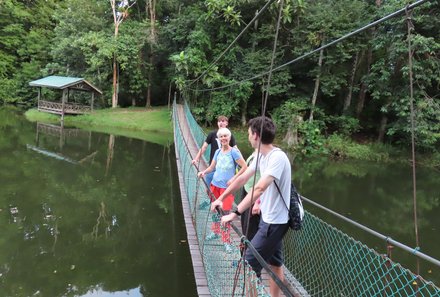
[274, 181, 290, 211]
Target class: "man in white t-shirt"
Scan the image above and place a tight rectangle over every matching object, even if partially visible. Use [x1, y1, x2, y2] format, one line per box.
[211, 116, 291, 297]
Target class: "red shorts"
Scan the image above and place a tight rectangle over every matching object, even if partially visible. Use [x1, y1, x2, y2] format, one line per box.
[210, 184, 234, 211]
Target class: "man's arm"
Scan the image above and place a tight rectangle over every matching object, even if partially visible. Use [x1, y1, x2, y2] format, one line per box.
[191, 142, 208, 166]
[221, 174, 275, 224]
[237, 174, 274, 213]
[210, 167, 255, 211]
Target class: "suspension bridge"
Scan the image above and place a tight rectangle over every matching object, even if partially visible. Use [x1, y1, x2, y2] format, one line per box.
[170, 0, 438, 295]
[172, 101, 439, 297]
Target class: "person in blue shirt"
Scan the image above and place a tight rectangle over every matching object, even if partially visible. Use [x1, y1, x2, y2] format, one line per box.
[198, 127, 246, 253]
[192, 115, 237, 187]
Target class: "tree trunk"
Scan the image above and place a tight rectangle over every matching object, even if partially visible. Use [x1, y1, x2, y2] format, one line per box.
[284, 115, 303, 148]
[377, 114, 388, 142]
[111, 20, 120, 108]
[240, 9, 259, 127]
[146, 54, 153, 108]
[309, 46, 324, 122]
[343, 52, 359, 114]
[167, 82, 172, 109]
[146, 0, 156, 108]
[356, 37, 373, 117]
[357, 1, 381, 117]
[241, 99, 248, 127]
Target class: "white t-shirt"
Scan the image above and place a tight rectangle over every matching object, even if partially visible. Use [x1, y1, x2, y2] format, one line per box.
[250, 148, 291, 224]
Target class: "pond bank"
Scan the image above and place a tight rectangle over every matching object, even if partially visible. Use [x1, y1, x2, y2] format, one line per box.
[25, 107, 173, 146]
[25, 106, 439, 168]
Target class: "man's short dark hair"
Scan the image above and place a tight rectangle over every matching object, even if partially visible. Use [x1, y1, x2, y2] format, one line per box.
[248, 116, 276, 144]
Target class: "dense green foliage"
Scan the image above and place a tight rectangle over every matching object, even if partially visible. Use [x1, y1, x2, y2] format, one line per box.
[1, 0, 438, 154]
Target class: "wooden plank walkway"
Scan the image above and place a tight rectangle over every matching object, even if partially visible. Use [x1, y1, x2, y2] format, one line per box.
[174, 104, 211, 297]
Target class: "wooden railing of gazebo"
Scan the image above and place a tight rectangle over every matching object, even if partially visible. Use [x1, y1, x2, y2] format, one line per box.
[38, 100, 92, 115]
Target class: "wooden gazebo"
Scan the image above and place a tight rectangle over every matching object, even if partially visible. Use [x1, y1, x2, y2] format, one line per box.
[29, 76, 102, 118]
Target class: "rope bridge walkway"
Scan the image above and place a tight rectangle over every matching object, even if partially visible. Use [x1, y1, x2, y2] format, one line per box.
[173, 101, 440, 297]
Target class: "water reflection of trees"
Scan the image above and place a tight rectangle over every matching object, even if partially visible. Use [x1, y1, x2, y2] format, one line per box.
[295, 159, 439, 239]
[0, 114, 194, 296]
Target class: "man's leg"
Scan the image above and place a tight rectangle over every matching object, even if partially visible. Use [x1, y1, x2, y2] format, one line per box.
[269, 265, 284, 297]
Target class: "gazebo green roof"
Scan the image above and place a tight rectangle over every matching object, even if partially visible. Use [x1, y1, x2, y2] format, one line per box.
[29, 75, 102, 94]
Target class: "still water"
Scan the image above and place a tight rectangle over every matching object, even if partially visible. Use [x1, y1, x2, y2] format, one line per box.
[0, 107, 197, 297]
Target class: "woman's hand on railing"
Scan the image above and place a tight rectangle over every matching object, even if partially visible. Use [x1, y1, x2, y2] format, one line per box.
[211, 199, 223, 212]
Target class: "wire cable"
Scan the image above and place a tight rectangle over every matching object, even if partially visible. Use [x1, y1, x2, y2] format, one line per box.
[187, 0, 278, 87]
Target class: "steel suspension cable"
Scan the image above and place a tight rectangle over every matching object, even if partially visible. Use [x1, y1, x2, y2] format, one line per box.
[190, 0, 431, 92]
[406, 6, 421, 278]
[187, 0, 277, 87]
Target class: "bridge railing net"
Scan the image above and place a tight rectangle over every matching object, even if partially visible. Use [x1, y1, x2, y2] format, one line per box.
[174, 102, 440, 297]
[184, 101, 210, 164]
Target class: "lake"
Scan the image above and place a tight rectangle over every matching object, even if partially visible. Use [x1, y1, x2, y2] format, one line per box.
[0, 106, 197, 297]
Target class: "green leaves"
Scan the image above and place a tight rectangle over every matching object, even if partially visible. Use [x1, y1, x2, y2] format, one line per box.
[205, 0, 242, 26]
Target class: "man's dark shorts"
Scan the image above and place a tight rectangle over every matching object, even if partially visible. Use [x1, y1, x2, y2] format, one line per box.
[245, 220, 289, 277]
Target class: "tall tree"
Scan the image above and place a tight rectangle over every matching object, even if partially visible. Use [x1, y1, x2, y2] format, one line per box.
[110, 0, 136, 108]
[145, 0, 156, 108]
[0, 0, 58, 104]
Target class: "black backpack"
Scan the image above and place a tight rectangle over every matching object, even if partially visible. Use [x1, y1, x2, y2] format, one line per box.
[274, 181, 304, 231]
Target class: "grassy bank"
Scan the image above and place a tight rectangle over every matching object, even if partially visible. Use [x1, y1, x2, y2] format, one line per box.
[25, 107, 173, 145]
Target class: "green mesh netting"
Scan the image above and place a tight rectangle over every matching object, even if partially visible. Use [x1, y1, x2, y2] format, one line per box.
[174, 101, 440, 297]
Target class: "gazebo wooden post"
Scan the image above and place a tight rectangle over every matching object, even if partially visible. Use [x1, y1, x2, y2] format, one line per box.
[91, 92, 95, 112]
[37, 87, 41, 110]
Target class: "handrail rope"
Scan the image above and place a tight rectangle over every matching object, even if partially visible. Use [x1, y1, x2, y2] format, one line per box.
[187, 0, 278, 87]
[300, 195, 440, 268]
[188, 0, 430, 92]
